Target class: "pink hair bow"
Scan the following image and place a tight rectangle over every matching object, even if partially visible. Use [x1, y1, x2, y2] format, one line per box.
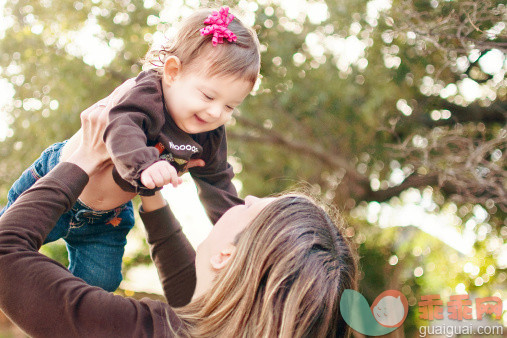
[200, 7, 238, 46]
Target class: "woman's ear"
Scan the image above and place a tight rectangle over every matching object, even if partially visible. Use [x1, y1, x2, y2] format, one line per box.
[162, 56, 181, 86]
[210, 244, 236, 271]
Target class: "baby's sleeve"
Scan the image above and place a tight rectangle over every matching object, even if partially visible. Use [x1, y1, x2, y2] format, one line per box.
[189, 126, 244, 224]
[103, 71, 165, 187]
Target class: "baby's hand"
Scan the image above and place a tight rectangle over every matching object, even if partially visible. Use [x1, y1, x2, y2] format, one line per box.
[140, 161, 183, 189]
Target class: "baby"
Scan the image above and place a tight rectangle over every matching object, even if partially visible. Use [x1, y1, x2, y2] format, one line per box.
[0, 7, 260, 291]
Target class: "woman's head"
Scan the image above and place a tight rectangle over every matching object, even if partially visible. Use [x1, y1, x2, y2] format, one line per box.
[178, 194, 358, 337]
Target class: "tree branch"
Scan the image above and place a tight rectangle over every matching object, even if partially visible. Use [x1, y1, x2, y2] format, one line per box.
[231, 116, 506, 209]
[399, 98, 506, 130]
[230, 129, 465, 203]
[228, 130, 366, 182]
[363, 173, 438, 202]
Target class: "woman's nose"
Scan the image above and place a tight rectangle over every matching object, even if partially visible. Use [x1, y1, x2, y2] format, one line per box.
[244, 195, 259, 206]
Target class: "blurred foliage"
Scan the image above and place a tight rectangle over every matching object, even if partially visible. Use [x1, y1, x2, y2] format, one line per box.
[39, 240, 70, 267]
[0, 0, 505, 335]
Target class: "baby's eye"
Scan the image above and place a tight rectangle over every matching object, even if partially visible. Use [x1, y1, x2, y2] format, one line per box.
[225, 105, 234, 112]
[202, 92, 213, 101]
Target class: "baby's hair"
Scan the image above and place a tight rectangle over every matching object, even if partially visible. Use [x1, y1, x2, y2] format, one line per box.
[144, 9, 260, 86]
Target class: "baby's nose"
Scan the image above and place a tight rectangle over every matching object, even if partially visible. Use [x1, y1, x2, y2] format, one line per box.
[206, 105, 222, 119]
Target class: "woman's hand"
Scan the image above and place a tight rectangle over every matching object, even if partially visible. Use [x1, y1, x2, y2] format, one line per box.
[65, 103, 112, 176]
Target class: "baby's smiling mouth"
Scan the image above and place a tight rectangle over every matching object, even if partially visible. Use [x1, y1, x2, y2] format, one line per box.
[194, 115, 208, 124]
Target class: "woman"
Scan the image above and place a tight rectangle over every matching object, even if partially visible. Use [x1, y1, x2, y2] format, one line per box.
[0, 106, 357, 336]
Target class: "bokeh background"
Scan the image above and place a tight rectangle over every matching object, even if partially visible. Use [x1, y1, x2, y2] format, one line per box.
[0, 0, 505, 336]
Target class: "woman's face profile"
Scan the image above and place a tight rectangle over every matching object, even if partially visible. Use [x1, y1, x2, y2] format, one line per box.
[193, 195, 275, 297]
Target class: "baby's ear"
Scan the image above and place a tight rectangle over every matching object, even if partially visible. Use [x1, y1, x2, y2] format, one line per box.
[162, 56, 181, 85]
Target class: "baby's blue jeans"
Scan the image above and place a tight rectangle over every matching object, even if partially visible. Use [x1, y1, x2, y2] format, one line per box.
[0, 141, 135, 292]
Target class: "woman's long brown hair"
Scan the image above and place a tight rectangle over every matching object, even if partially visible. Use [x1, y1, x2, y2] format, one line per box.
[174, 194, 358, 337]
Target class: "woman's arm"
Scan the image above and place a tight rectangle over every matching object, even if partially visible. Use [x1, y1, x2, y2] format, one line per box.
[140, 191, 168, 212]
[0, 107, 181, 337]
[140, 192, 197, 307]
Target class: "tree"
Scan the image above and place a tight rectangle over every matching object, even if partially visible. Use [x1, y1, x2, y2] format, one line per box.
[233, 0, 505, 206]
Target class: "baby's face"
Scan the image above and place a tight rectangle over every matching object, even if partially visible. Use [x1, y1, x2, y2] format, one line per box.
[162, 66, 252, 134]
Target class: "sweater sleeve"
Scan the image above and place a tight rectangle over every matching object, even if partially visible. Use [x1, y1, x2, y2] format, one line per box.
[0, 162, 181, 338]
[103, 71, 165, 187]
[189, 127, 244, 224]
[139, 205, 196, 307]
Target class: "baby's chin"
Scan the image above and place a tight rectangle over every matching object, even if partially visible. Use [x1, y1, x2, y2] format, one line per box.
[175, 123, 198, 134]
[186, 127, 215, 134]
[178, 122, 218, 134]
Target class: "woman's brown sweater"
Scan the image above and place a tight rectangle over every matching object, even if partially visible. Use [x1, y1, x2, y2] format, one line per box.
[0, 162, 196, 337]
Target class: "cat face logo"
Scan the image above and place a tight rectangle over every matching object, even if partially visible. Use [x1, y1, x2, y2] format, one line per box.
[340, 289, 408, 336]
[371, 290, 408, 328]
